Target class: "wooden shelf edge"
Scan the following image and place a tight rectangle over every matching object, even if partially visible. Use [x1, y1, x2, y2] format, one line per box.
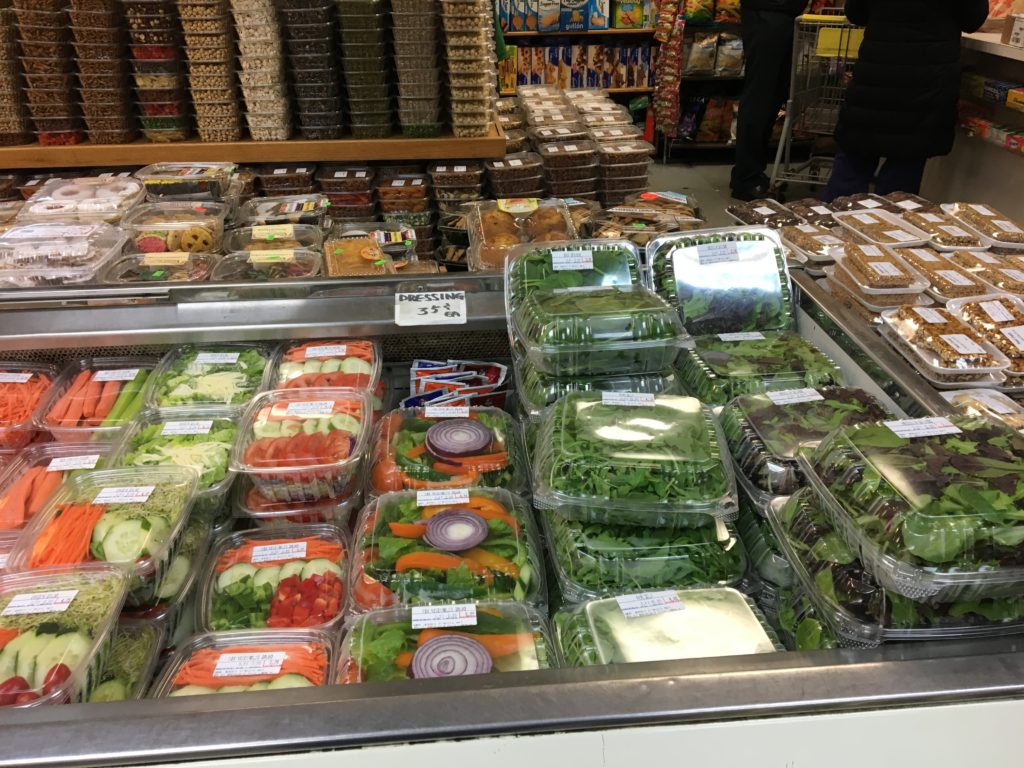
[0, 125, 506, 169]
[503, 28, 656, 37]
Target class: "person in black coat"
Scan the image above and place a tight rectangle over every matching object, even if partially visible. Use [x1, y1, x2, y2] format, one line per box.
[730, 0, 809, 201]
[823, 0, 990, 200]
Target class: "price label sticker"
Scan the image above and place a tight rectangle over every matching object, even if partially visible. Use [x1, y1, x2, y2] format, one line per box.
[858, 199, 884, 209]
[161, 420, 214, 436]
[416, 489, 470, 507]
[884, 229, 917, 243]
[974, 251, 999, 264]
[2, 590, 78, 616]
[616, 591, 684, 619]
[918, 213, 943, 223]
[812, 205, 833, 215]
[940, 334, 985, 355]
[909, 248, 940, 262]
[970, 392, 1016, 415]
[797, 224, 819, 233]
[853, 213, 879, 225]
[251, 541, 308, 564]
[213, 652, 287, 678]
[971, 204, 995, 216]
[696, 241, 740, 265]
[766, 388, 824, 405]
[411, 604, 478, 629]
[1001, 325, 1024, 352]
[981, 300, 1015, 323]
[753, 206, 777, 216]
[272, 168, 287, 175]
[424, 405, 470, 418]
[395, 291, 467, 326]
[0, 554, 7, 569]
[94, 486, 155, 504]
[935, 269, 974, 287]
[453, 165, 467, 172]
[304, 344, 347, 359]
[251, 224, 295, 241]
[896, 200, 922, 211]
[858, 245, 883, 257]
[718, 332, 765, 341]
[196, 352, 239, 365]
[142, 252, 189, 266]
[47, 454, 100, 472]
[994, 219, 1023, 234]
[285, 400, 335, 416]
[885, 418, 961, 439]
[913, 307, 948, 324]
[1001, 269, 1024, 283]
[355, 171, 367, 178]
[940, 225, 972, 238]
[0, 373, 32, 383]
[551, 250, 594, 270]
[249, 250, 295, 264]
[508, 159, 523, 167]
[868, 260, 904, 277]
[601, 392, 655, 407]
[93, 368, 140, 382]
[563, 144, 578, 151]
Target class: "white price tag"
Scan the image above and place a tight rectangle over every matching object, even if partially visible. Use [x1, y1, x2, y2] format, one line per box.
[395, 291, 467, 326]
[994, 220, 1023, 234]
[815, 235, 843, 246]
[93, 485, 155, 504]
[1000, 325, 1024, 352]
[424, 406, 471, 418]
[974, 251, 999, 264]
[896, 200, 922, 211]
[272, 168, 287, 175]
[195, 352, 240, 365]
[913, 307, 948, 324]
[1001, 269, 1024, 283]
[601, 392, 655, 407]
[970, 204, 995, 216]
[753, 206, 777, 216]
[766, 388, 824, 405]
[940, 225, 971, 238]
[859, 199, 884, 209]
[940, 334, 985, 355]
[2, 590, 78, 616]
[508, 159, 523, 167]
[551, 250, 594, 271]
[304, 344, 348, 359]
[47, 454, 100, 472]
[885, 418, 961, 438]
[868, 261, 904, 277]
[251, 224, 295, 240]
[93, 368, 140, 382]
[563, 144, 578, 151]
[970, 392, 1016, 415]
[0, 372, 32, 383]
[615, 591, 684, 619]
[416, 489, 471, 507]
[718, 332, 765, 341]
[918, 213, 942, 223]
[935, 269, 974, 287]
[981, 300, 1015, 323]
[213, 652, 287, 678]
[859, 245, 883, 256]
[696, 241, 740, 265]
[884, 229, 917, 243]
[453, 165, 467, 172]
[251, 541, 308, 564]
[797, 224, 819, 233]
[285, 400, 335, 416]
[161, 420, 213, 436]
[411, 604, 478, 629]
[853, 213, 879, 225]
[0, 554, 7, 569]
[811, 205, 833, 215]
[909, 248, 940, 262]
[355, 171, 367, 178]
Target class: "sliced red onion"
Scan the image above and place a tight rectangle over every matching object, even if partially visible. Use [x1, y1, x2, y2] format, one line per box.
[410, 634, 493, 678]
[425, 418, 492, 460]
[424, 509, 489, 551]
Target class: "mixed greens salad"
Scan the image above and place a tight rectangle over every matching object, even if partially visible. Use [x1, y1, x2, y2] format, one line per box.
[88, 620, 163, 702]
[774, 587, 838, 651]
[736, 497, 793, 589]
[150, 345, 269, 409]
[505, 240, 642, 307]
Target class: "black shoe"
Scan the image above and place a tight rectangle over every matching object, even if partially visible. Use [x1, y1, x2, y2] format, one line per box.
[730, 184, 770, 202]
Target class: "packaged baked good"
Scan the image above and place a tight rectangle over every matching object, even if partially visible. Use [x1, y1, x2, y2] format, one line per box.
[536, 140, 599, 169]
[101, 252, 218, 284]
[134, 162, 235, 201]
[779, 223, 844, 261]
[783, 198, 837, 228]
[0, 222, 128, 287]
[900, 210, 988, 250]
[322, 236, 394, 276]
[836, 243, 923, 289]
[223, 224, 323, 253]
[211, 249, 323, 281]
[121, 201, 228, 254]
[830, 192, 898, 213]
[884, 191, 941, 214]
[894, 246, 991, 301]
[833, 210, 929, 247]
[946, 293, 1024, 372]
[237, 195, 331, 227]
[945, 203, 1024, 247]
[726, 198, 802, 229]
[468, 199, 576, 271]
[18, 177, 145, 224]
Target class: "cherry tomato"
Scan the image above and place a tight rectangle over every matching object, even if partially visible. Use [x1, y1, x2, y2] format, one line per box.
[42, 664, 71, 696]
[0, 676, 30, 706]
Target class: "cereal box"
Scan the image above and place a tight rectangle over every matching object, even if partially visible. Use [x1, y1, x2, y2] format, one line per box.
[588, 0, 609, 29]
[638, 42, 652, 86]
[517, 45, 531, 85]
[560, 0, 588, 31]
[571, 43, 587, 88]
[546, 45, 560, 84]
[601, 43, 615, 87]
[525, 0, 539, 31]
[586, 44, 602, 87]
[538, 0, 560, 31]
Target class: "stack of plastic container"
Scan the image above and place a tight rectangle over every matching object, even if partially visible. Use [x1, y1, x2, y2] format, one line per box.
[597, 139, 656, 206]
[440, 0, 495, 139]
[0, 8, 31, 145]
[318, 165, 377, 221]
[277, 0, 343, 139]
[122, 0, 191, 141]
[69, 0, 137, 143]
[390, 0, 437, 138]
[377, 172, 434, 259]
[484, 151, 546, 199]
[339, 0, 394, 138]
[178, 0, 243, 142]
[14, 0, 84, 146]
[428, 161, 485, 217]
[231, 0, 291, 140]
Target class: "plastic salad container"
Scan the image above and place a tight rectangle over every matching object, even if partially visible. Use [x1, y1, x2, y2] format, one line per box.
[134, 162, 236, 201]
[350, 488, 544, 612]
[236, 195, 331, 228]
[647, 227, 793, 336]
[336, 601, 556, 682]
[944, 203, 1024, 248]
[511, 285, 684, 377]
[554, 588, 781, 666]
[121, 202, 228, 255]
[768, 490, 1024, 647]
[0, 222, 129, 287]
[233, 476, 363, 529]
[542, 511, 747, 603]
[146, 343, 272, 412]
[35, 356, 156, 443]
[100, 252, 219, 284]
[198, 524, 347, 632]
[803, 416, 1024, 602]
[231, 387, 371, 504]
[211, 249, 323, 281]
[7, 466, 199, 606]
[0, 443, 112, 534]
[367, 406, 528, 497]
[87, 619, 164, 702]
[150, 628, 334, 696]
[0, 564, 129, 706]
[942, 388, 1024, 431]
[736, 494, 793, 589]
[269, 338, 381, 390]
[830, 243, 929, 308]
[718, 386, 891, 502]
[679, 331, 844, 407]
[770, 586, 839, 651]
[223, 224, 323, 253]
[533, 393, 736, 527]
[0, 362, 57, 450]
[18, 177, 145, 224]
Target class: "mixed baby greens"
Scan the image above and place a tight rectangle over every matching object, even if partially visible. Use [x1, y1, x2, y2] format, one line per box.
[506, 241, 642, 305]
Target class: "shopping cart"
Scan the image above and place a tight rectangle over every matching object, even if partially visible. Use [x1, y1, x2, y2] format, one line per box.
[769, 9, 862, 191]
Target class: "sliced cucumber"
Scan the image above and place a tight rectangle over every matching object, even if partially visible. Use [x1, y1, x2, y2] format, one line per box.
[300, 559, 342, 581]
[302, 360, 322, 374]
[156, 554, 191, 600]
[217, 563, 257, 593]
[0, 630, 37, 681]
[246, 682, 270, 692]
[340, 357, 373, 376]
[89, 679, 129, 702]
[142, 516, 171, 556]
[301, 418, 319, 435]
[170, 684, 215, 696]
[278, 561, 305, 582]
[279, 420, 302, 437]
[277, 362, 305, 381]
[33, 632, 91, 690]
[321, 358, 342, 373]
[330, 414, 361, 435]
[92, 510, 128, 546]
[316, 418, 331, 434]
[253, 421, 281, 439]
[15, 631, 51, 685]
[266, 673, 313, 690]
[102, 519, 149, 563]
[252, 565, 282, 595]
[216, 685, 249, 694]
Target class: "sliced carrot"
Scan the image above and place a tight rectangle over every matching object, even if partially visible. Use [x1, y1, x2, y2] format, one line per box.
[387, 522, 426, 539]
[80, 377, 103, 421]
[422, 496, 519, 532]
[459, 547, 520, 579]
[404, 471, 479, 490]
[172, 644, 328, 688]
[394, 552, 493, 583]
[92, 380, 122, 422]
[27, 470, 63, 519]
[214, 537, 344, 573]
[395, 651, 414, 669]
[405, 442, 428, 459]
[0, 628, 19, 651]
[45, 370, 90, 424]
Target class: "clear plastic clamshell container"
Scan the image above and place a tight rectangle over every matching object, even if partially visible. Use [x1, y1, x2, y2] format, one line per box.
[725, 198, 803, 229]
[647, 227, 793, 336]
[679, 331, 844, 407]
[899, 209, 989, 251]
[832, 210, 930, 247]
[510, 285, 684, 377]
[367, 406, 528, 497]
[0, 362, 58, 451]
[35, 356, 158, 442]
[554, 588, 781, 667]
[779, 223, 845, 263]
[134, 161, 236, 201]
[236, 194, 331, 228]
[0, 564, 129, 706]
[100, 252, 219, 284]
[770, 585, 840, 651]
[18, 177, 145, 223]
[211, 249, 323, 282]
[947, 293, 1024, 375]
[269, 338, 381, 390]
[233, 476, 363, 530]
[467, 198, 577, 271]
[87, 618, 165, 702]
[223, 223, 324, 253]
[6, 466, 199, 606]
[802, 416, 1024, 602]
[350, 488, 545, 612]
[198, 524, 347, 632]
[718, 386, 891, 502]
[941, 388, 1024, 432]
[768, 489, 1024, 647]
[892, 246, 993, 302]
[0, 222, 129, 287]
[541, 510, 747, 603]
[150, 628, 334, 697]
[533, 393, 737, 528]
[231, 387, 371, 504]
[336, 601, 556, 683]
[943, 203, 1024, 249]
[145, 343, 273, 412]
[121, 201, 228, 255]
[736, 493, 793, 589]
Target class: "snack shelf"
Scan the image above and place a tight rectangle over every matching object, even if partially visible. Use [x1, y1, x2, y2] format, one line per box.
[500, 87, 655, 95]
[503, 28, 657, 37]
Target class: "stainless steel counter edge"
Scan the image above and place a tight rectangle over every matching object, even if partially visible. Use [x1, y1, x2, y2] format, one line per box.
[2, 639, 1024, 768]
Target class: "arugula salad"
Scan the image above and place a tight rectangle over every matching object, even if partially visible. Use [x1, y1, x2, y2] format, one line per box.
[149, 344, 270, 410]
[505, 240, 642, 308]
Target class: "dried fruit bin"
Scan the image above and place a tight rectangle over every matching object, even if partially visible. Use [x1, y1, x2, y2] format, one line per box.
[366, 406, 528, 498]
[86, 618, 164, 702]
[0, 363, 58, 451]
[679, 331, 844, 407]
[145, 342, 272, 412]
[134, 161, 235, 201]
[0, 564, 129, 707]
[336, 602, 556, 682]
[100, 252, 218, 284]
[150, 628, 334, 696]
[121, 201, 227, 254]
[0, 222, 129, 287]
[6, 466, 200, 606]
[554, 587, 781, 666]
[541, 511, 748, 604]
[350, 487, 545, 612]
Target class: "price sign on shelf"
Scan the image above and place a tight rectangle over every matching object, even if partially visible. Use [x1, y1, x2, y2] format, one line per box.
[395, 291, 467, 326]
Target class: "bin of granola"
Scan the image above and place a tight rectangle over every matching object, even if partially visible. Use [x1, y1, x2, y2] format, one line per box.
[944, 203, 1024, 249]
[134, 161, 235, 201]
[893, 246, 993, 302]
[829, 244, 929, 308]
[899, 210, 989, 251]
[0, 222, 129, 287]
[468, 199, 576, 271]
[726, 198, 803, 229]
[121, 201, 227, 254]
[236, 194, 331, 228]
[832, 210, 930, 247]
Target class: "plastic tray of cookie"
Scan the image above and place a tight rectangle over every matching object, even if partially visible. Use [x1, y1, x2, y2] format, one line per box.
[17, 177, 144, 224]
[0, 222, 129, 287]
[223, 224, 323, 253]
[121, 201, 227, 254]
[236, 194, 331, 228]
[100, 251, 219, 284]
[134, 161, 235, 201]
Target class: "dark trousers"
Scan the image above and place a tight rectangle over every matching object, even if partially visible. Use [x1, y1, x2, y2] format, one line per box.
[823, 150, 928, 201]
[730, 8, 795, 192]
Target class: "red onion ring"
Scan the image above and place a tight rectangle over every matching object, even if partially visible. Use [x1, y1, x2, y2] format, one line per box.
[423, 509, 489, 551]
[425, 418, 492, 460]
[410, 634, 493, 678]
